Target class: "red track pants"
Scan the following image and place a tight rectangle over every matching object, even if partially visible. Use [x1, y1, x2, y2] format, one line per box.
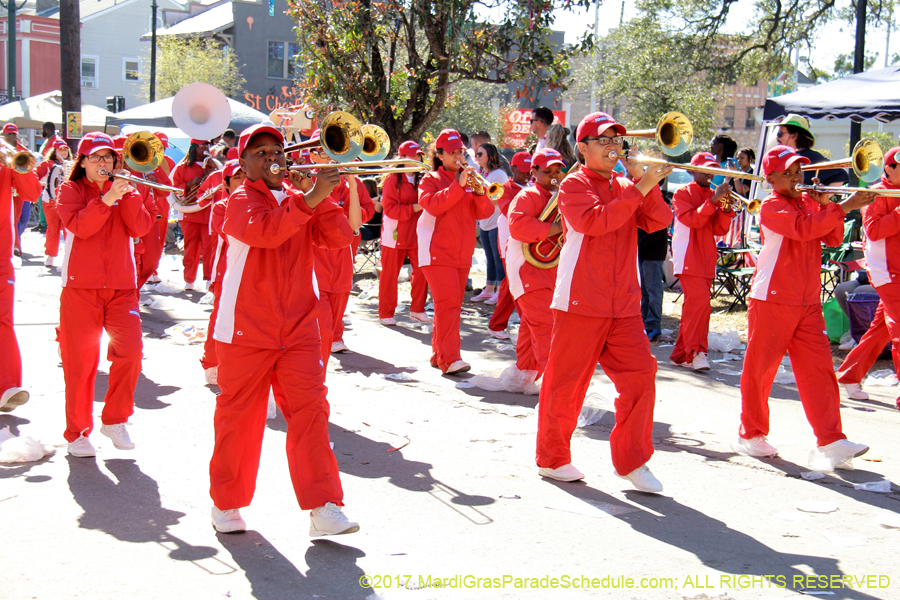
[317, 290, 351, 365]
[43, 201, 63, 257]
[421, 265, 468, 372]
[837, 282, 900, 384]
[670, 274, 712, 365]
[135, 227, 161, 292]
[0, 264, 22, 393]
[201, 281, 221, 370]
[488, 277, 516, 332]
[181, 220, 212, 283]
[209, 339, 344, 510]
[536, 312, 656, 475]
[514, 288, 553, 377]
[739, 300, 846, 446]
[378, 245, 428, 319]
[60, 288, 143, 443]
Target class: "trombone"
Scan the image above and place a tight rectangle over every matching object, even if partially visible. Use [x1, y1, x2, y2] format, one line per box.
[1, 140, 36, 173]
[794, 184, 900, 197]
[99, 169, 183, 195]
[800, 139, 884, 184]
[269, 159, 429, 177]
[282, 111, 365, 162]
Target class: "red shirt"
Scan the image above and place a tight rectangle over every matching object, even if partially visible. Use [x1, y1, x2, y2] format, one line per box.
[171, 162, 211, 224]
[57, 177, 154, 289]
[210, 195, 230, 284]
[551, 168, 672, 318]
[859, 176, 900, 287]
[748, 191, 843, 306]
[313, 177, 374, 293]
[1, 166, 42, 261]
[506, 183, 558, 299]
[381, 173, 420, 249]
[215, 178, 352, 349]
[672, 181, 735, 278]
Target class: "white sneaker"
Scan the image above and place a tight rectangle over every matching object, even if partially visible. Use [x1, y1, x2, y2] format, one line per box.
[539, 463, 585, 482]
[488, 328, 510, 340]
[380, 317, 398, 326]
[204, 366, 218, 386]
[484, 292, 500, 305]
[838, 338, 858, 351]
[148, 274, 161, 284]
[409, 312, 432, 323]
[44, 255, 55, 267]
[691, 352, 710, 371]
[309, 502, 359, 536]
[841, 382, 868, 400]
[445, 360, 471, 374]
[100, 423, 135, 450]
[617, 464, 663, 493]
[331, 341, 349, 353]
[211, 507, 246, 533]
[184, 281, 195, 291]
[734, 435, 778, 458]
[67, 433, 96, 457]
[669, 359, 691, 368]
[0, 387, 29, 413]
[816, 439, 869, 469]
[470, 290, 493, 302]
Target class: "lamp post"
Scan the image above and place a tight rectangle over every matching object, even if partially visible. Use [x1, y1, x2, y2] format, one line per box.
[848, 0, 867, 186]
[150, 0, 158, 102]
[2, 0, 28, 101]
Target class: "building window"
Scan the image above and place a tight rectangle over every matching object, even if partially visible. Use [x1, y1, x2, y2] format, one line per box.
[267, 41, 301, 79]
[744, 109, 756, 129]
[81, 56, 99, 88]
[723, 105, 735, 129]
[123, 58, 141, 82]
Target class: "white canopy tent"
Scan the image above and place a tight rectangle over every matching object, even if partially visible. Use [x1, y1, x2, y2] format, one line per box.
[0, 90, 119, 134]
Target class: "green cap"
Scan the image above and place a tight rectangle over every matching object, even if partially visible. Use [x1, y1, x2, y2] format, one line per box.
[769, 113, 815, 145]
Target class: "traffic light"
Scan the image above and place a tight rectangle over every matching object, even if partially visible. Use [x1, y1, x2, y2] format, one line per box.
[106, 96, 125, 113]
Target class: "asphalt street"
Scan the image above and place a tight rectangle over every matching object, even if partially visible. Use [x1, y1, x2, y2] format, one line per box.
[2, 231, 899, 600]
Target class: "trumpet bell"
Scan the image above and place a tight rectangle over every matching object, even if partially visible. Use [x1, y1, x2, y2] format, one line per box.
[123, 131, 165, 173]
[172, 83, 232, 142]
[361, 124, 390, 162]
[318, 111, 364, 163]
[656, 112, 692, 156]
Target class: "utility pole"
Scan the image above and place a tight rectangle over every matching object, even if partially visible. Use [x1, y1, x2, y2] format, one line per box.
[59, 0, 81, 146]
[3, 0, 25, 100]
[849, 0, 867, 186]
[150, 0, 158, 102]
[589, 1, 599, 113]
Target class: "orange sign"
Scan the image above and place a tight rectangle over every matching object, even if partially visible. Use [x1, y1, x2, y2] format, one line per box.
[244, 85, 305, 113]
[503, 108, 566, 149]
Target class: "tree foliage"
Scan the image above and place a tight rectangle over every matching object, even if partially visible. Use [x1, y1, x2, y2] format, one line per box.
[423, 80, 511, 145]
[287, 0, 594, 146]
[844, 130, 897, 156]
[142, 37, 246, 101]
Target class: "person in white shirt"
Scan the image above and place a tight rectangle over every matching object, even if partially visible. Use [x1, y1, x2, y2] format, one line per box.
[530, 107, 554, 153]
[472, 143, 510, 304]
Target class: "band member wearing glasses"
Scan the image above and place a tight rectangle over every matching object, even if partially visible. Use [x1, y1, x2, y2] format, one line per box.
[736, 145, 872, 467]
[417, 130, 495, 374]
[56, 132, 154, 457]
[837, 147, 900, 410]
[535, 112, 673, 492]
[669, 152, 736, 372]
[209, 125, 358, 537]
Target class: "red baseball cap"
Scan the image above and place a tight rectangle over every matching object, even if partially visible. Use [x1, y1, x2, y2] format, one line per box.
[762, 144, 810, 175]
[53, 139, 69, 151]
[226, 146, 239, 160]
[223, 159, 242, 178]
[884, 146, 900, 167]
[76, 132, 116, 156]
[237, 124, 285, 157]
[190, 138, 210, 147]
[510, 151, 532, 172]
[435, 129, 465, 152]
[398, 140, 424, 159]
[154, 132, 169, 149]
[2, 123, 18, 135]
[690, 152, 719, 168]
[113, 136, 127, 151]
[576, 112, 626, 143]
[532, 148, 566, 170]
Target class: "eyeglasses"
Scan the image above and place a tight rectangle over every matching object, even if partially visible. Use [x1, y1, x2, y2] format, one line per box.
[582, 136, 623, 146]
[475, 152, 484, 157]
[86, 154, 115, 163]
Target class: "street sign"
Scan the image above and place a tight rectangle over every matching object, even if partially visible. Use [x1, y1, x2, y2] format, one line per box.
[503, 108, 567, 149]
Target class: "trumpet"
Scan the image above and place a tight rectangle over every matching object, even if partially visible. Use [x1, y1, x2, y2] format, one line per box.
[800, 139, 884, 184]
[269, 158, 429, 177]
[1, 140, 36, 173]
[99, 169, 183, 195]
[719, 191, 761, 214]
[454, 159, 504, 201]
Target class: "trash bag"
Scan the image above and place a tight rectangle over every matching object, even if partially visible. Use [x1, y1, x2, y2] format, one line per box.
[0, 427, 55, 464]
[708, 331, 744, 353]
[822, 297, 849, 343]
[471, 364, 539, 394]
[578, 392, 615, 428]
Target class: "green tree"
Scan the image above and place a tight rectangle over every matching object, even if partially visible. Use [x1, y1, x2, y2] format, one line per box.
[142, 37, 246, 101]
[423, 80, 511, 145]
[844, 130, 897, 156]
[287, 0, 594, 146]
[832, 51, 879, 79]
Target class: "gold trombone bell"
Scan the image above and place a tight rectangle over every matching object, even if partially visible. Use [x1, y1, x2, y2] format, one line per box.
[123, 131, 165, 173]
[800, 139, 884, 184]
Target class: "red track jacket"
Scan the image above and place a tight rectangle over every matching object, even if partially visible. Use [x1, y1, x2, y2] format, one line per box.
[2, 166, 42, 259]
[313, 177, 374, 293]
[862, 177, 900, 287]
[381, 173, 420, 249]
[506, 183, 558, 299]
[672, 181, 735, 278]
[171, 162, 211, 224]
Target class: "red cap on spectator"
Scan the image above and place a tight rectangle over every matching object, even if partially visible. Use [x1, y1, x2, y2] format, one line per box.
[531, 148, 566, 170]
[690, 152, 719, 168]
[884, 146, 900, 167]
[762, 145, 810, 175]
[398, 140, 424, 159]
[154, 132, 169, 148]
[2, 123, 18, 135]
[76, 132, 116, 156]
[435, 129, 465, 152]
[575, 112, 626, 142]
[237, 124, 284, 157]
[226, 146, 239, 160]
[223, 159, 242, 178]
[510, 151, 532, 172]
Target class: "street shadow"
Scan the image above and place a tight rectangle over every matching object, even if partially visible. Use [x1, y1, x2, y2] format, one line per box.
[218, 534, 369, 600]
[93, 371, 176, 410]
[330, 350, 404, 377]
[554, 483, 883, 599]
[0, 414, 53, 481]
[66, 457, 220, 564]
[456, 385, 539, 410]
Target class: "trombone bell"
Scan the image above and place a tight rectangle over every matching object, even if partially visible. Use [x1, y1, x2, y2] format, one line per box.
[123, 131, 165, 173]
[319, 111, 364, 163]
[624, 112, 693, 157]
[361, 124, 390, 162]
[800, 139, 884, 184]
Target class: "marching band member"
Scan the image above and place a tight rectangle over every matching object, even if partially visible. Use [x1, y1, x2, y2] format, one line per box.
[487, 151, 533, 340]
[669, 152, 737, 371]
[4, 123, 41, 259]
[38, 140, 71, 267]
[505, 148, 564, 378]
[417, 130, 494, 374]
[307, 131, 375, 361]
[171, 139, 216, 290]
[56, 132, 154, 456]
[378, 141, 430, 326]
[0, 131, 42, 413]
[209, 124, 358, 536]
[535, 112, 673, 491]
[736, 145, 872, 465]
[836, 146, 900, 409]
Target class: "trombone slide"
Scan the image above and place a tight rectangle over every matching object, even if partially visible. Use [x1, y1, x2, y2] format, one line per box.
[99, 169, 184, 195]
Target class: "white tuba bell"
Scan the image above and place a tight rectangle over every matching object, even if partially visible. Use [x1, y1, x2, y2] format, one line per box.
[172, 83, 232, 141]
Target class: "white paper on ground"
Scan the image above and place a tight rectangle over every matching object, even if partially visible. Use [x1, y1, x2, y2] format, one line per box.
[800, 471, 826, 481]
[796, 500, 839, 514]
[876, 512, 900, 528]
[822, 529, 867, 547]
[0, 427, 55, 463]
[773, 510, 811, 523]
[852, 480, 892, 493]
